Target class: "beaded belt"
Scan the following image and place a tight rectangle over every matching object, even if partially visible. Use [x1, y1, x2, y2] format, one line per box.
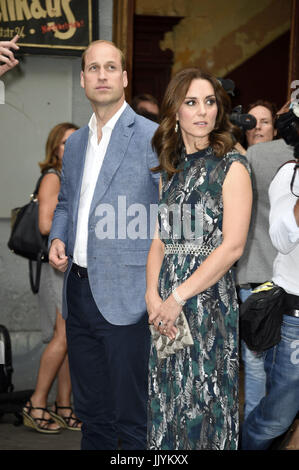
[164, 243, 214, 256]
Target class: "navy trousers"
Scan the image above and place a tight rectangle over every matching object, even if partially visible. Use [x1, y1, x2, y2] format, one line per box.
[66, 269, 150, 450]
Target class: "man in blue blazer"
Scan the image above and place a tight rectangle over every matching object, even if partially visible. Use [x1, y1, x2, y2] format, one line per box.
[49, 40, 159, 450]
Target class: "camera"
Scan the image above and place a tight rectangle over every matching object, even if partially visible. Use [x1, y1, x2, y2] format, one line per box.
[275, 102, 299, 160]
[217, 78, 257, 131]
[229, 105, 257, 131]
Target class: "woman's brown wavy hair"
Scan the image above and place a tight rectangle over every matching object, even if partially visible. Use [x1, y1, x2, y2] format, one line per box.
[151, 68, 241, 178]
[39, 122, 79, 173]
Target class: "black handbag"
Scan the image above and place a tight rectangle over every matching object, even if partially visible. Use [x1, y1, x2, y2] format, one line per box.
[7, 175, 49, 294]
[240, 281, 286, 353]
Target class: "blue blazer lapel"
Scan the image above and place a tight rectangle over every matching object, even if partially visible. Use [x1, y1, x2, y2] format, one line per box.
[72, 126, 89, 224]
[89, 106, 135, 215]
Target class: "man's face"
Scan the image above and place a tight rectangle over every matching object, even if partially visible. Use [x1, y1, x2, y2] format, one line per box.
[80, 42, 128, 107]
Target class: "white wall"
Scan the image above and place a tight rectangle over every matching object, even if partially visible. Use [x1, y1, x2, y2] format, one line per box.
[1, 55, 74, 217]
[0, 0, 113, 218]
[0, 0, 114, 394]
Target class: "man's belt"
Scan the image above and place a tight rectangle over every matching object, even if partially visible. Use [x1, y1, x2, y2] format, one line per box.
[71, 263, 88, 278]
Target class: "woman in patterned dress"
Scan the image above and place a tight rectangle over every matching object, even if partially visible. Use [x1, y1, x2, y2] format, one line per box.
[146, 68, 252, 450]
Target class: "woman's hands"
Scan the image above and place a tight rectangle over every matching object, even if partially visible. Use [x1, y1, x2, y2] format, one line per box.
[146, 290, 182, 340]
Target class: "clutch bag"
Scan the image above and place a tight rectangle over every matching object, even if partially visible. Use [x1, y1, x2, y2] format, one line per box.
[149, 311, 194, 360]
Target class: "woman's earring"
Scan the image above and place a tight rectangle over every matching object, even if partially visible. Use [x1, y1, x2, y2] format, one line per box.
[175, 121, 179, 133]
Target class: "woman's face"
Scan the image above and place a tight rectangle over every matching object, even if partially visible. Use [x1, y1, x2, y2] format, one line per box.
[56, 128, 76, 161]
[246, 105, 276, 147]
[176, 78, 218, 154]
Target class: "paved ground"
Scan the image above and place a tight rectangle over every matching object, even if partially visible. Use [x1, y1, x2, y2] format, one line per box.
[0, 369, 296, 452]
[0, 413, 81, 450]
[0, 369, 245, 451]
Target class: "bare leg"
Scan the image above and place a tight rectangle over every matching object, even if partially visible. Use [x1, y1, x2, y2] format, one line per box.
[53, 354, 82, 429]
[56, 354, 72, 406]
[25, 309, 67, 430]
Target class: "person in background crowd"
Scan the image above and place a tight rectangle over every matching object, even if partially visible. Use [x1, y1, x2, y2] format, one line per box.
[245, 100, 277, 147]
[242, 155, 299, 450]
[131, 93, 160, 122]
[23, 123, 82, 434]
[236, 99, 293, 420]
[233, 100, 277, 155]
[146, 67, 252, 449]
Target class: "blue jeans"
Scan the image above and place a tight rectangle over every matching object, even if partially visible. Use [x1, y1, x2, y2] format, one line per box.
[240, 288, 266, 419]
[242, 314, 299, 450]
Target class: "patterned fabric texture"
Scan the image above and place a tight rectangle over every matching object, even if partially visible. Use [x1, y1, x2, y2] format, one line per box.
[147, 147, 250, 450]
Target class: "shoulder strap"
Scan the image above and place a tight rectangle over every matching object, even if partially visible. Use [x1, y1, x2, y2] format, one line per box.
[33, 169, 61, 197]
[32, 174, 45, 198]
[277, 159, 296, 172]
[43, 168, 61, 178]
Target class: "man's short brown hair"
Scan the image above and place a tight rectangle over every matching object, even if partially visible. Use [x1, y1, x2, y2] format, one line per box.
[81, 40, 126, 71]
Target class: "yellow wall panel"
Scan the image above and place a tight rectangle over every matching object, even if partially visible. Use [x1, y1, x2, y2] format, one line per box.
[135, 0, 291, 76]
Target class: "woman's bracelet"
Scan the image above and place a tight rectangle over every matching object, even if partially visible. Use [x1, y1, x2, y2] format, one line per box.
[172, 288, 186, 306]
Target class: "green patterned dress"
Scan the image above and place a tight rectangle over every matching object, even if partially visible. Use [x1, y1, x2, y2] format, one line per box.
[147, 147, 250, 450]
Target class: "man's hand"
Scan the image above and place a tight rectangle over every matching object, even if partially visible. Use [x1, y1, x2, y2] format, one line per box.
[0, 35, 19, 77]
[49, 239, 68, 272]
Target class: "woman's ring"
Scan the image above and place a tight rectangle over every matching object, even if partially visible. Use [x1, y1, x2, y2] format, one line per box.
[158, 320, 163, 327]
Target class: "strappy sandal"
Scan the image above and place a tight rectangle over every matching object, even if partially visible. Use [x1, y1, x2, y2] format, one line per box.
[22, 400, 62, 434]
[49, 402, 82, 431]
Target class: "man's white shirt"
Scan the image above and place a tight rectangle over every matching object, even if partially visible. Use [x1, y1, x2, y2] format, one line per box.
[73, 101, 127, 267]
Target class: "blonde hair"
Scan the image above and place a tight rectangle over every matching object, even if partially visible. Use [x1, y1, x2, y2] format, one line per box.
[39, 122, 78, 173]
